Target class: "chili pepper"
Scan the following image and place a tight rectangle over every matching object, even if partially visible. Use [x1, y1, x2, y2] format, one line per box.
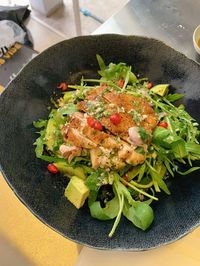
[47, 163, 59, 174]
[110, 113, 122, 125]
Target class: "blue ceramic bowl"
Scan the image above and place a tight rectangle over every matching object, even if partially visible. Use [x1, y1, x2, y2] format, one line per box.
[0, 35, 200, 250]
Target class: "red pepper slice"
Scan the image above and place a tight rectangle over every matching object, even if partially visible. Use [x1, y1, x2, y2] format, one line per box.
[47, 164, 59, 174]
[110, 113, 122, 125]
[158, 121, 168, 128]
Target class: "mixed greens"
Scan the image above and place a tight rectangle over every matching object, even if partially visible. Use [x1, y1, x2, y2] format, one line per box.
[33, 55, 200, 237]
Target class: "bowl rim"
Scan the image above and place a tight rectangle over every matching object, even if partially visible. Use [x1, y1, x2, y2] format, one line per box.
[193, 25, 200, 54]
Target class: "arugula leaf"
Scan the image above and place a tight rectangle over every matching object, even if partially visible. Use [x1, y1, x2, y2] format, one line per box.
[108, 181, 125, 237]
[58, 103, 77, 116]
[126, 165, 141, 181]
[122, 66, 131, 89]
[146, 161, 170, 195]
[149, 167, 171, 195]
[34, 135, 45, 158]
[165, 93, 184, 102]
[97, 59, 137, 85]
[186, 143, 200, 156]
[119, 164, 132, 176]
[85, 172, 100, 192]
[153, 126, 188, 159]
[139, 127, 151, 142]
[96, 54, 106, 71]
[176, 167, 200, 175]
[153, 127, 170, 143]
[33, 119, 47, 128]
[170, 138, 188, 159]
[39, 155, 66, 163]
[63, 91, 74, 103]
[33, 126, 46, 158]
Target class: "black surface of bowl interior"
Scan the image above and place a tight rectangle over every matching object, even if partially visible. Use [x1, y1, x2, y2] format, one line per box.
[0, 35, 200, 250]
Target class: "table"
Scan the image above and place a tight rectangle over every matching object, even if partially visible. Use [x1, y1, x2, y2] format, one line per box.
[93, 0, 200, 64]
[1, 1, 200, 265]
[0, 45, 38, 87]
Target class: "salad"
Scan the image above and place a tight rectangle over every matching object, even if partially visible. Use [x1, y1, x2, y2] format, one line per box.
[34, 55, 200, 237]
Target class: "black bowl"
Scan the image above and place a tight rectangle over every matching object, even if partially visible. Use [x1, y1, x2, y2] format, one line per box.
[0, 35, 200, 250]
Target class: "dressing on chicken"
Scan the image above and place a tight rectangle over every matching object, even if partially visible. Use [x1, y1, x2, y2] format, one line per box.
[60, 87, 157, 169]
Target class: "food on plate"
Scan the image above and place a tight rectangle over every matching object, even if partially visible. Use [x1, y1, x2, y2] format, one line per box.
[33, 55, 200, 237]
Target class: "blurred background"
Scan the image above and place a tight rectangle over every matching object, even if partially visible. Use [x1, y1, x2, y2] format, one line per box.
[1, 0, 128, 52]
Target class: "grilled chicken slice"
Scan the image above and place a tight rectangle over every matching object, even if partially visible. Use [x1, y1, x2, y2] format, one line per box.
[62, 112, 120, 149]
[60, 83, 157, 169]
[103, 91, 154, 114]
[118, 142, 145, 165]
[59, 144, 82, 162]
[86, 85, 107, 100]
[100, 113, 135, 138]
[77, 101, 87, 112]
[102, 91, 157, 134]
[90, 142, 145, 169]
[67, 127, 97, 149]
[90, 147, 126, 169]
[77, 88, 157, 140]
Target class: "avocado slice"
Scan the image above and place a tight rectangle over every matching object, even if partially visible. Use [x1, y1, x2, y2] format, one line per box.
[129, 72, 138, 83]
[65, 176, 89, 209]
[45, 110, 66, 151]
[151, 84, 169, 96]
[45, 118, 57, 151]
[54, 162, 86, 180]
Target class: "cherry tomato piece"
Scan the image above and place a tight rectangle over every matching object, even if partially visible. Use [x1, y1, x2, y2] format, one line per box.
[147, 82, 153, 89]
[57, 82, 68, 91]
[119, 79, 124, 88]
[93, 121, 103, 131]
[47, 164, 59, 174]
[110, 113, 122, 125]
[87, 116, 95, 128]
[158, 121, 168, 128]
